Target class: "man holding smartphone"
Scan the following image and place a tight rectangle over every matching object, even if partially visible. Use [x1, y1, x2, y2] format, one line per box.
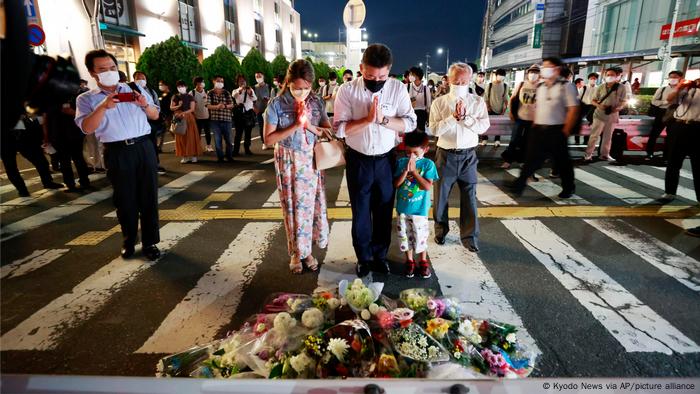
[75, 49, 162, 261]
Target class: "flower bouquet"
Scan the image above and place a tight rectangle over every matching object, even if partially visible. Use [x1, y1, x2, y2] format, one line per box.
[338, 279, 383, 314]
[387, 323, 450, 363]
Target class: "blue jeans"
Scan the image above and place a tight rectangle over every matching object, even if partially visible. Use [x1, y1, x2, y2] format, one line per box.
[210, 121, 233, 160]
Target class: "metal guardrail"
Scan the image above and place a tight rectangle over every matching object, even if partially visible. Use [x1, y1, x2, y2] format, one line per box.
[483, 115, 655, 137]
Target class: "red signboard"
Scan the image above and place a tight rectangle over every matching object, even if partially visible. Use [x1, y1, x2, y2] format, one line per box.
[660, 17, 700, 40]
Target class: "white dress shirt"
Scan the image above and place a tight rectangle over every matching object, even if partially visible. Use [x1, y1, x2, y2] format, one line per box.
[233, 87, 257, 111]
[429, 91, 490, 150]
[333, 77, 417, 155]
[409, 82, 432, 111]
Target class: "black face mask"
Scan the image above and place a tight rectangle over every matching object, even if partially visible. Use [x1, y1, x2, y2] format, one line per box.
[364, 78, 386, 93]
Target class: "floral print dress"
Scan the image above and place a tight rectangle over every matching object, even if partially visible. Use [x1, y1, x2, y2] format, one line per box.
[265, 91, 329, 260]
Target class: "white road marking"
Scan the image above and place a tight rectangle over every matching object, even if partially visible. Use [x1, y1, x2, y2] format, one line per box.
[506, 169, 590, 205]
[604, 166, 697, 202]
[1, 189, 113, 242]
[666, 218, 700, 230]
[1, 249, 70, 280]
[260, 158, 275, 165]
[0, 175, 42, 194]
[335, 171, 350, 207]
[136, 222, 280, 353]
[214, 170, 265, 193]
[0, 221, 204, 351]
[262, 189, 280, 208]
[574, 169, 654, 205]
[503, 219, 700, 354]
[476, 172, 517, 205]
[586, 219, 700, 292]
[315, 221, 357, 292]
[429, 221, 540, 356]
[104, 171, 211, 218]
[0, 174, 107, 214]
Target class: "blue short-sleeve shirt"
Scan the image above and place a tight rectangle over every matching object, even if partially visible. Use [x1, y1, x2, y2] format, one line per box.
[394, 157, 439, 216]
[264, 90, 328, 152]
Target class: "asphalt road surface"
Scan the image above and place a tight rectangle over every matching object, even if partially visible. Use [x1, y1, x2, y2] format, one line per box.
[1, 134, 699, 378]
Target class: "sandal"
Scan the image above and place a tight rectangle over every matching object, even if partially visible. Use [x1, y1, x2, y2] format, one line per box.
[405, 260, 416, 278]
[303, 255, 319, 272]
[289, 256, 303, 274]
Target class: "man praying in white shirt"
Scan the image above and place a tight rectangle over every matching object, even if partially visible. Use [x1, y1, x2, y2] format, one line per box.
[333, 44, 417, 278]
[429, 62, 490, 252]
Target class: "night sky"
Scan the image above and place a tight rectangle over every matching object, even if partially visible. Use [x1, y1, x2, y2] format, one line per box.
[294, 0, 488, 74]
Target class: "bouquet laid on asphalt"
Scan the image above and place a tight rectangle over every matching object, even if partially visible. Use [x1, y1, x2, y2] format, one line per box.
[156, 282, 535, 379]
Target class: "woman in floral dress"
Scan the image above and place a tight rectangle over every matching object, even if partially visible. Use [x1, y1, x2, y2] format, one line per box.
[264, 59, 331, 274]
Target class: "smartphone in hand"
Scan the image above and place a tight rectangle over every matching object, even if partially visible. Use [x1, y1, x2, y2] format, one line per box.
[116, 92, 136, 102]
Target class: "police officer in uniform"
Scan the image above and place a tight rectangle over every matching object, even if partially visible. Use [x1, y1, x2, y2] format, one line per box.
[75, 50, 161, 260]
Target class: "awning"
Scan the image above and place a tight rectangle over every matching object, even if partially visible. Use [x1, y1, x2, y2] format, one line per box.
[562, 44, 700, 64]
[99, 23, 145, 37]
[182, 41, 208, 51]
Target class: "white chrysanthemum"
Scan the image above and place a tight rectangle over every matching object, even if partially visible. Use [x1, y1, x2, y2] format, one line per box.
[352, 278, 363, 289]
[328, 338, 350, 362]
[274, 312, 297, 332]
[468, 333, 482, 344]
[361, 309, 371, 320]
[368, 303, 380, 315]
[457, 320, 474, 337]
[289, 352, 313, 373]
[328, 298, 340, 310]
[506, 333, 517, 343]
[301, 308, 324, 329]
[340, 297, 348, 306]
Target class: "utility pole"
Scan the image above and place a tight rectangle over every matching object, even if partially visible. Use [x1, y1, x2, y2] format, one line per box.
[446, 48, 450, 73]
[425, 53, 431, 75]
[661, 0, 681, 78]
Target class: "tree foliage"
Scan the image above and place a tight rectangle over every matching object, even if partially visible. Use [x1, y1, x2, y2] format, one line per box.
[201, 45, 243, 91]
[240, 48, 272, 86]
[136, 36, 201, 89]
[270, 55, 290, 81]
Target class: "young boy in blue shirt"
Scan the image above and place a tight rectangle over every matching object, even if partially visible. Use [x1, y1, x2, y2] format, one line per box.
[394, 133, 439, 278]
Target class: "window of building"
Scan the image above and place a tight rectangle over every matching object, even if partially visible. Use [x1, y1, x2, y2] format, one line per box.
[254, 0, 263, 13]
[254, 18, 265, 53]
[493, 1, 533, 32]
[291, 33, 296, 59]
[224, 0, 239, 53]
[290, 13, 294, 24]
[492, 34, 528, 56]
[178, 0, 199, 44]
[274, 1, 280, 24]
[99, 0, 134, 27]
[276, 27, 283, 55]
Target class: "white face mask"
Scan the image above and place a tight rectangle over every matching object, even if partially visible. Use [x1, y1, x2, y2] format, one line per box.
[319, 81, 326, 87]
[256, 77, 264, 84]
[605, 76, 617, 83]
[589, 79, 597, 86]
[291, 88, 312, 101]
[97, 70, 120, 87]
[451, 84, 469, 97]
[214, 82, 224, 89]
[496, 75, 505, 82]
[668, 78, 679, 86]
[177, 87, 187, 94]
[158, 85, 166, 92]
[135, 79, 147, 88]
[527, 73, 539, 82]
[273, 81, 279, 87]
[540, 67, 555, 79]
[409, 75, 416, 83]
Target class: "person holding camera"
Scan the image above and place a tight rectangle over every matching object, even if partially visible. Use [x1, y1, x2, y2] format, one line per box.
[661, 78, 700, 203]
[232, 74, 257, 156]
[75, 50, 161, 261]
[584, 67, 627, 162]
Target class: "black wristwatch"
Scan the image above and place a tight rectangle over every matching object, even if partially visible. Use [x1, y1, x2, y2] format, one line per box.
[379, 116, 389, 126]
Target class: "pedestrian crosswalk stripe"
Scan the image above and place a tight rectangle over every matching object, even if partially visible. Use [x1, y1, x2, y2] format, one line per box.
[604, 166, 697, 202]
[315, 221, 357, 293]
[0, 175, 43, 195]
[335, 171, 350, 207]
[574, 169, 654, 205]
[0, 249, 70, 280]
[680, 168, 694, 182]
[262, 189, 280, 208]
[137, 222, 281, 354]
[0, 221, 204, 351]
[666, 218, 700, 230]
[505, 169, 590, 205]
[0, 174, 107, 214]
[0, 189, 114, 242]
[428, 220, 541, 357]
[214, 170, 265, 193]
[502, 219, 700, 354]
[585, 219, 700, 292]
[104, 171, 212, 218]
[260, 158, 275, 165]
[476, 172, 517, 205]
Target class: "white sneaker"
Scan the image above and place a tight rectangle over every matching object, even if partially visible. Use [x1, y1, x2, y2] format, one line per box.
[480, 139, 488, 147]
[660, 193, 675, 201]
[191, 157, 198, 163]
[206, 145, 214, 152]
[180, 157, 191, 164]
[261, 144, 269, 151]
[583, 155, 593, 162]
[599, 155, 616, 162]
[494, 140, 501, 148]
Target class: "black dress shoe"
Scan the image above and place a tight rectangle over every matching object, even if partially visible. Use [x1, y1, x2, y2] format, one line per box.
[356, 261, 371, 278]
[143, 245, 161, 261]
[372, 259, 390, 274]
[121, 244, 135, 259]
[558, 189, 574, 199]
[434, 236, 446, 245]
[43, 182, 64, 189]
[18, 189, 30, 197]
[467, 244, 480, 253]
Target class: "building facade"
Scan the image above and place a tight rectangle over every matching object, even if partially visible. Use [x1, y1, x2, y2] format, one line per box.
[301, 41, 347, 69]
[36, 0, 301, 81]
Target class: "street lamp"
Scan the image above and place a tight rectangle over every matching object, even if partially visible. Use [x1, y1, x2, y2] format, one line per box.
[303, 29, 308, 35]
[314, 33, 318, 38]
[436, 47, 450, 74]
[362, 33, 368, 40]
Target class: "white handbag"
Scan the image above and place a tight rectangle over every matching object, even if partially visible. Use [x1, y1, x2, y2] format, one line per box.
[314, 128, 345, 170]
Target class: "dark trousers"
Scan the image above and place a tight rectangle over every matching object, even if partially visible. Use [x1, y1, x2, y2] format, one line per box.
[665, 121, 700, 201]
[501, 119, 532, 164]
[104, 138, 160, 247]
[256, 112, 265, 144]
[346, 148, 396, 263]
[0, 130, 55, 193]
[415, 109, 428, 132]
[233, 117, 253, 154]
[196, 118, 211, 146]
[433, 147, 479, 247]
[210, 121, 233, 161]
[55, 136, 90, 188]
[646, 113, 667, 157]
[515, 125, 575, 193]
